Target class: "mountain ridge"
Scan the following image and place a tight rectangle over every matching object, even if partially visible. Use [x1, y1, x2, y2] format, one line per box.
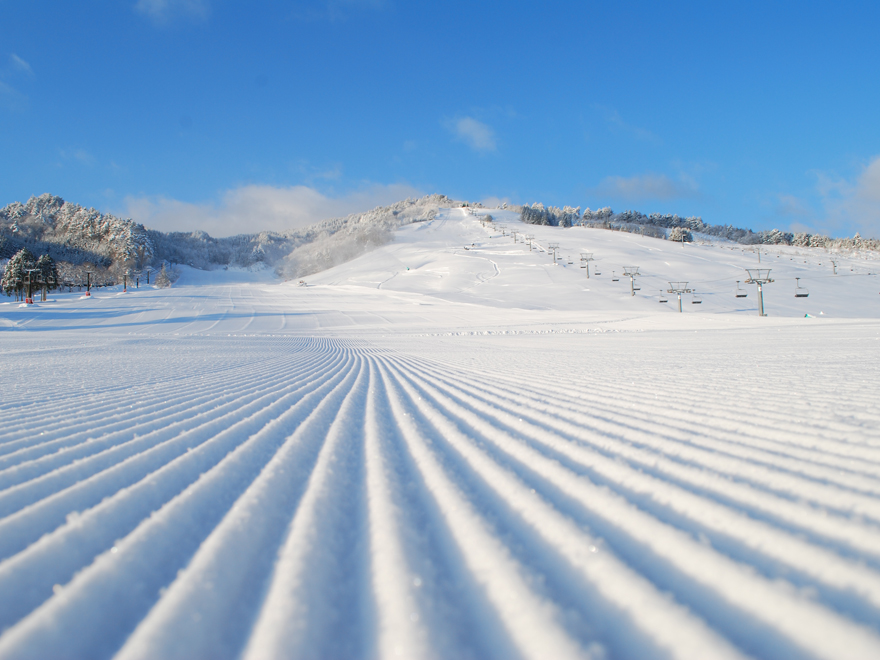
[2, 193, 877, 286]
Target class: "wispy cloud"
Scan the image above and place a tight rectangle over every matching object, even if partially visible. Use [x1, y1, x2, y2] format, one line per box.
[59, 148, 96, 166]
[9, 54, 33, 76]
[134, 0, 210, 25]
[0, 54, 34, 110]
[0, 80, 27, 110]
[446, 116, 497, 153]
[816, 155, 880, 238]
[121, 182, 423, 237]
[293, 160, 344, 184]
[774, 194, 814, 221]
[591, 173, 698, 201]
[594, 105, 660, 144]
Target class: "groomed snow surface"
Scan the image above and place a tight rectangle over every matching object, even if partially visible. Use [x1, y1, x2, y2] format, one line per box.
[2, 208, 880, 659]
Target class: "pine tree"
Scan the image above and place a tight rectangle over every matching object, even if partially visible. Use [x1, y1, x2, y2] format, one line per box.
[35, 254, 59, 300]
[1, 248, 35, 300]
[155, 263, 171, 288]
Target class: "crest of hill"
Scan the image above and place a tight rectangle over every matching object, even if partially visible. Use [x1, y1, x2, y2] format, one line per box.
[0, 193, 465, 280]
[518, 202, 880, 250]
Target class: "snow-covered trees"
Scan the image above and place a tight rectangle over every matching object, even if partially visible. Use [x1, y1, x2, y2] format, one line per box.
[155, 261, 180, 289]
[583, 207, 614, 222]
[1, 249, 61, 300]
[3, 192, 878, 287]
[2, 248, 35, 300]
[523, 199, 880, 251]
[36, 254, 58, 287]
[155, 263, 172, 288]
[0, 194, 153, 270]
[520, 204, 581, 227]
[35, 254, 59, 300]
[668, 227, 694, 242]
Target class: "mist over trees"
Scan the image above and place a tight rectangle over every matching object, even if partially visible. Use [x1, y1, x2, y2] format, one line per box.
[0, 193, 459, 285]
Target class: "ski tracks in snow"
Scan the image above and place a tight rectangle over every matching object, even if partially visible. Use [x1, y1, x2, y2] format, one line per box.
[1, 335, 880, 659]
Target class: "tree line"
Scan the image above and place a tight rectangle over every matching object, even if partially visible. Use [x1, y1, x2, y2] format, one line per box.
[1, 248, 59, 301]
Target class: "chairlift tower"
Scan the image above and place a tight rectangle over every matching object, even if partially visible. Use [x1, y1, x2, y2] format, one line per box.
[745, 268, 773, 316]
[85, 270, 94, 297]
[831, 260, 838, 275]
[667, 282, 692, 313]
[580, 252, 594, 278]
[548, 243, 560, 265]
[623, 266, 640, 296]
[24, 268, 39, 304]
[527, 235, 535, 251]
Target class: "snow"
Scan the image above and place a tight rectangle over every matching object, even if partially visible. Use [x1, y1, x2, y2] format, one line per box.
[1, 208, 880, 659]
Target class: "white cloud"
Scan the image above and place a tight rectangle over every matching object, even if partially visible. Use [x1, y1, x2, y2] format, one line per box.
[122, 182, 423, 237]
[447, 117, 497, 152]
[10, 54, 33, 76]
[818, 155, 880, 238]
[591, 173, 698, 201]
[135, 0, 210, 24]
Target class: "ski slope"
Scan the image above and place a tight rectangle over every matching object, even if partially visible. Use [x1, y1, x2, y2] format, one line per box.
[2, 208, 880, 659]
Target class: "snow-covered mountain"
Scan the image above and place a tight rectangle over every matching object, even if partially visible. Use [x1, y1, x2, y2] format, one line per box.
[0, 193, 465, 282]
[2, 207, 880, 659]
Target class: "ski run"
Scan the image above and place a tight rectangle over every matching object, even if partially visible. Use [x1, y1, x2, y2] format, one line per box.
[2, 207, 880, 659]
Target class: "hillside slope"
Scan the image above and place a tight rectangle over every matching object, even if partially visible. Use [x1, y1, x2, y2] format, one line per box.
[1, 208, 880, 659]
[0, 193, 463, 283]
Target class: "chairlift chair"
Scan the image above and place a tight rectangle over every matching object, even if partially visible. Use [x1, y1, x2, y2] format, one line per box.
[735, 281, 748, 298]
[795, 277, 809, 298]
[692, 291, 703, 304]
[659, 290, 668, 303]
[612, 271, 619, 282]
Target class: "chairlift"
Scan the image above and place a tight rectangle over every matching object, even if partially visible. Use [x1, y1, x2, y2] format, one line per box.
[795, 277, 809, 298]
[659, 290, 668, 303]
[692, 291, 702, 304]
[612, 271, 619, 282]
[735, 280, 748, 298]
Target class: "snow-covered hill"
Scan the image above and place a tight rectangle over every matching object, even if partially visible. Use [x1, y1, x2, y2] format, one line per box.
[0, 193, 461, 283]
[1, 208, 880, 659]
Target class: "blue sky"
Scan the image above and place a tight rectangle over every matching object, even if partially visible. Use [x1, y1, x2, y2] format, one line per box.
[2, 1, 879, 237]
